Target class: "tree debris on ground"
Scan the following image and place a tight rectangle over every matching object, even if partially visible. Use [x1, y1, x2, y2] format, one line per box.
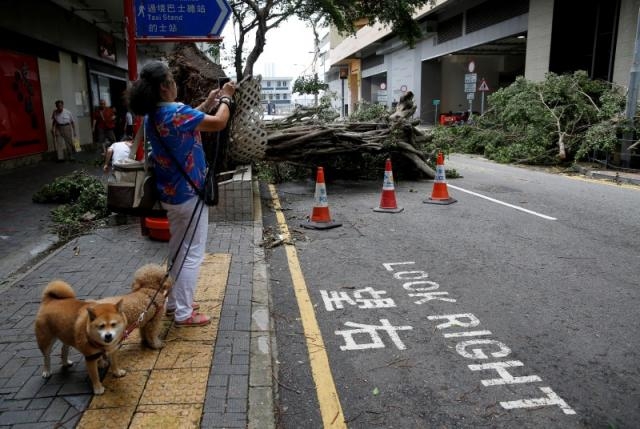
[167, 43, 436, 179]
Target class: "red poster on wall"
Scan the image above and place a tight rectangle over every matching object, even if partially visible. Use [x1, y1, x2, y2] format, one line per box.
[0, 50, 47, 160]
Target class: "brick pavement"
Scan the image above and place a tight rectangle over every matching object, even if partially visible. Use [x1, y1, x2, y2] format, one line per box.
[0, 154, 274, 428]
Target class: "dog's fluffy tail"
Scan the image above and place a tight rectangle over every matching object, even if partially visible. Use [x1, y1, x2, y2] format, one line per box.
[132, 263, 172, 292]
[42, 280, 76, 302]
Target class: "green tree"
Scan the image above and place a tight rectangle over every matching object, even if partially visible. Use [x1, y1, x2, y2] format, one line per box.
[439, 71, 626, 165]
[292, 74, 329, 105]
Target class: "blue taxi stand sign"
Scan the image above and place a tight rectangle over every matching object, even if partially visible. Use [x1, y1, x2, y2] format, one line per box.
[134, 0, 232, 38]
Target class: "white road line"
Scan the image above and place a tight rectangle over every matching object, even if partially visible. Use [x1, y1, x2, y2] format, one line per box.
[448, 185, 557, 220]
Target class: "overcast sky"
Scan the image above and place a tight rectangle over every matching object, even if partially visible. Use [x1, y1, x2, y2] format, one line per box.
[221, 17, 316, 79]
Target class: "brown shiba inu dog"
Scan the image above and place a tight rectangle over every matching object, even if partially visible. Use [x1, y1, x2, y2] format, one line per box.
[34, 280, 127, 395]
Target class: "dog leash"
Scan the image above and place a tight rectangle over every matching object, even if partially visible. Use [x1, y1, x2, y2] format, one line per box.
[123, 99, 234, 335]
[149, 121, 207, 281]
[120, 190, 204, 338]
[122, 282, 172, 339]
[148, 106, 231, 286]
[120, 121, 208, 337]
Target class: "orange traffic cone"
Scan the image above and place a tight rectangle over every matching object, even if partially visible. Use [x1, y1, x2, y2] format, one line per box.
[300, 167, 342, 230]
[424, 152, 457, 205]
[374, 158, 403, 213]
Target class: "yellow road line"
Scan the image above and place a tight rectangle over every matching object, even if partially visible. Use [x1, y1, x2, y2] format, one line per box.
[268, 184, 346, 429]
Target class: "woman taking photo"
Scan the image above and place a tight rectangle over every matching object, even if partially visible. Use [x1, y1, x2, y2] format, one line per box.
[127, 60, 236, 327]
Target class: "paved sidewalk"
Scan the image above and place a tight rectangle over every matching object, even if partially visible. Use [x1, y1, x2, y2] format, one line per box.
[0, 153, 274, 428]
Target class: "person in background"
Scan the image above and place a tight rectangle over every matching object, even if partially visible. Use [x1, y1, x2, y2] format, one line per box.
[92, 99, 117, 153]
[103, 135, 133, 174]
[50, 100, 76, 162]
[123, 110, 134, 139]
[126, 60, 236, 327]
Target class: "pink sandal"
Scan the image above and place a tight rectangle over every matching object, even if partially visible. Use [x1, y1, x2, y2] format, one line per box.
[174, 311, 210, 327]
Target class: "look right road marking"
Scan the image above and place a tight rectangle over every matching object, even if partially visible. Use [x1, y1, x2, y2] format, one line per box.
[384, 261, 576, 416]
[268, 185, 346, 429]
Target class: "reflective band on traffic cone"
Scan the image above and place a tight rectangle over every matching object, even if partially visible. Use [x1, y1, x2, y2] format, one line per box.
[300, 167, 342, 230]
[374, 158, 403, 213]
[424, 152, 457, 205]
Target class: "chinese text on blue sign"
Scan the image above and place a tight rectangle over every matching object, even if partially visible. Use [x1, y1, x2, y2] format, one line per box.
[134, 0, 231, 38]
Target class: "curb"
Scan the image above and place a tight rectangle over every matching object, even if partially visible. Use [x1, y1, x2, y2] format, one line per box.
[1, 233, 67, 290]
[248, 178, 276, 429]
[572, 165, 640, 186]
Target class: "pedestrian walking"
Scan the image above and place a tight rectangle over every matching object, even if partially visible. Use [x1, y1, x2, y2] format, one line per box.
[92, 99, 117, 153]
[126, 60, 236, 327]
[50, 100, 76, 161]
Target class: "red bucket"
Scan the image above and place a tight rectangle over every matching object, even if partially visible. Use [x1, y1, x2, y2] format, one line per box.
[144, 217, 170, 242]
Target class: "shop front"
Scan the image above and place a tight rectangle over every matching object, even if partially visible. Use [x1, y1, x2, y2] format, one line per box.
[0, 1, 133, 168]
[0, 50, 48, 160]
[88, 60, 128, 142]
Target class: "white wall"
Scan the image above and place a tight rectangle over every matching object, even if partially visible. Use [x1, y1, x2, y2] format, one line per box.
[387, 48, 420, 113]
[524, 0, 554, 82]
[613, 0, 640, 89]
[328, 80, 348, 116]
[38, 54, 91, 150]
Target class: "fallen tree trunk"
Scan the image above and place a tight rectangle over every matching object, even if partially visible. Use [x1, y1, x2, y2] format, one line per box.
[167, 43, 436, 178]
[262, 92, 436, 178]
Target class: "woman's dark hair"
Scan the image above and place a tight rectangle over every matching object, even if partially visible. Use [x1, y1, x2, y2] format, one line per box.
[126, 61, 170, 115]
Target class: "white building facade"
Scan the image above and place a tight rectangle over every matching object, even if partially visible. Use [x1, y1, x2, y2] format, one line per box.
[327, 0, 640, 125]
[260, 77, 294, 115]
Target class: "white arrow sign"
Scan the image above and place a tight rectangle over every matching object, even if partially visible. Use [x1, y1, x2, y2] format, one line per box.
[212, 0, 232, 36]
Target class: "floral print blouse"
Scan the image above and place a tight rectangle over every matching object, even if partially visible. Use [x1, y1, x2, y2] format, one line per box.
[146, 102, 206, 204]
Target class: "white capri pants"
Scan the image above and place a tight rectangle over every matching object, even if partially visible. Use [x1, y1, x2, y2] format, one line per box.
[162, 196, 208, 321]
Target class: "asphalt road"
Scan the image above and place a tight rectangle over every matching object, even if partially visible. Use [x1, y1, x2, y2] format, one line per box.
[261, 154, 640, 429]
